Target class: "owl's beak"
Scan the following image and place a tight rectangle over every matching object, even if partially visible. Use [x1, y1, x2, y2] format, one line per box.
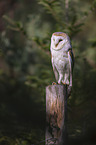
[55, 42, 59, 47]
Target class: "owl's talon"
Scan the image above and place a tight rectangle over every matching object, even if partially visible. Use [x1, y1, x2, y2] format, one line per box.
[52, 82, 57, 85]
[58, 80, 61, 84]
[62, 82, 66, 85]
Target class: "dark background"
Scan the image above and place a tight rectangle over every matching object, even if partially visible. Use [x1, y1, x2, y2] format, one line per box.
[0, 0, 96, 144]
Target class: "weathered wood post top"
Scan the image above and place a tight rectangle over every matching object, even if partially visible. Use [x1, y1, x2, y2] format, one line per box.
[46, 85, 67, 145]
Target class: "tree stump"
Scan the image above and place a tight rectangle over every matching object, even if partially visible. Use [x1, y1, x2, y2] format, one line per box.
[46, 85, 67, 145]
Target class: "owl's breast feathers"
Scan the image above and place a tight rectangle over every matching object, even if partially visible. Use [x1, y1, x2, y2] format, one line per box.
[51, 47, 69, 60]
[51, 49, 69, 70]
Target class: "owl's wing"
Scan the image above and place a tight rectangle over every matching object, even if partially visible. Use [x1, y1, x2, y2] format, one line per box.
[68, 49, 74, 86]
[69, 49, 74, 71]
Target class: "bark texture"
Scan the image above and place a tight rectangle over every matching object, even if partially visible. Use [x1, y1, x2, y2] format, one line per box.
[46, 85, 67, 145]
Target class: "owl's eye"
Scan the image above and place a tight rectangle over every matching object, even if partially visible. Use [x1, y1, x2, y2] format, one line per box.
[59, 39, 63, 42]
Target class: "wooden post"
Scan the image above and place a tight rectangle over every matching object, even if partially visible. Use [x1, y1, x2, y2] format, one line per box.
[46, 85, 67, 145]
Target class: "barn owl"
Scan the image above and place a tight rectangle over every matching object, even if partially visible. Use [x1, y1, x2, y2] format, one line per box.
[50, 32, 74, 91]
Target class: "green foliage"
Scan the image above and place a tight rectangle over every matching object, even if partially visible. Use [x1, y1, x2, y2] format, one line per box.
[91, 0, 96, 13]
[38, 0, 87, 38]
[3, 15, 26, 36]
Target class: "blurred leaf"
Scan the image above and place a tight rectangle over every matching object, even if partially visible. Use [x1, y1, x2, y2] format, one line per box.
[3, 15, 15, 26]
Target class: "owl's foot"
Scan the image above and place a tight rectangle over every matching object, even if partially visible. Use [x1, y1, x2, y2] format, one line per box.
[58, 80, 62, 84]
[62, 82, 66, 85]
[52, 82, 57, 85]
[62, 80, 69, 85]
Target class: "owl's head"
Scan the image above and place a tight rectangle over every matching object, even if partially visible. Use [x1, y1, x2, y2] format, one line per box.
[51, 32, 71, 51]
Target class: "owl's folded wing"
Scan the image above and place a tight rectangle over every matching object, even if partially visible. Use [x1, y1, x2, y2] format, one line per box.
[68, 49, 74, 72]
[68, 49, 74, 86]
